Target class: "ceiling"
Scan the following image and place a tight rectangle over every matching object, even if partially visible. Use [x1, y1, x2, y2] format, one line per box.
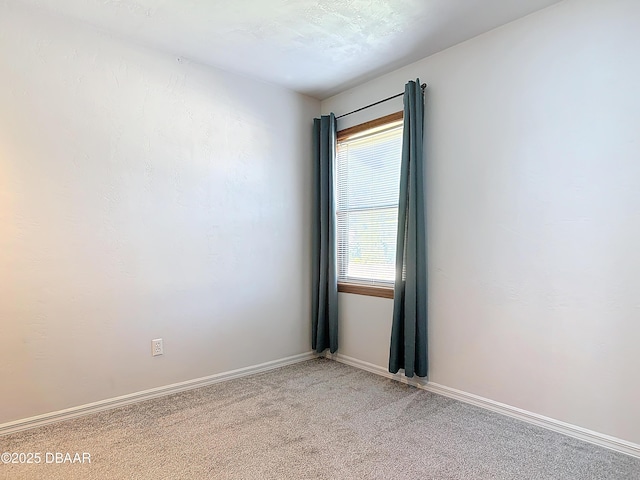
[17, 0, 563, 99]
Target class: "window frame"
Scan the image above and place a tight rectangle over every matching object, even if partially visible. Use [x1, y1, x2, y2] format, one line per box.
[336, 111, 403, 300]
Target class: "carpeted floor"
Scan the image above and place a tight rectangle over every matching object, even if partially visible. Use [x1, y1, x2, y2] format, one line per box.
[1, 358, 639, 479]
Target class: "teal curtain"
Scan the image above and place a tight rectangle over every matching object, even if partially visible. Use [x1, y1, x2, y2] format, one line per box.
[389, 80, 427, 378]
[312, 114, 338, 353]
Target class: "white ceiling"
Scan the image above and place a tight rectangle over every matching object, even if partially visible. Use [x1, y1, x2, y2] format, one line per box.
[18, 0, 563, 99]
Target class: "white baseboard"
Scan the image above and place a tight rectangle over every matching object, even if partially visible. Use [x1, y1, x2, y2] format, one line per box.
[324, 351, 427, 388]
[325, 352, 640, 459]
[0, 351, 317, 436]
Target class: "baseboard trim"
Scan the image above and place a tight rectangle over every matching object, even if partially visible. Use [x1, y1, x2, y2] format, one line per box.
[324, 352, 427, 388]
[0, 351, 317, 436]
[325, 352, 640, 459]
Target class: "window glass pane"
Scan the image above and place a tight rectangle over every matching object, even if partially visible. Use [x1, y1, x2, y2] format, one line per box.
[336, 122, 402, 286]
[337, 207, 398, 283]
[337, 129, 402, 210]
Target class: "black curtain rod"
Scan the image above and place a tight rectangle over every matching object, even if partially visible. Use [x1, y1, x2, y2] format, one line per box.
[336, 83, 427, 119]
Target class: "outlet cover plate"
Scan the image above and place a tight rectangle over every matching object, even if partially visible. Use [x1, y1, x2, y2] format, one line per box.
[152, 338, 163, 356]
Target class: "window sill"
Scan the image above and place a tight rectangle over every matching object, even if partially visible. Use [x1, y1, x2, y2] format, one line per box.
[338, 282, 394, 299]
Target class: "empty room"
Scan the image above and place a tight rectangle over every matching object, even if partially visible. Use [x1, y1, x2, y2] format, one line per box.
[1, 0, 639, 478]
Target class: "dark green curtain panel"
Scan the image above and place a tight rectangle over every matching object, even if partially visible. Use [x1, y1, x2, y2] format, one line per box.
[389, 80, 427, 378]
[312, 114, 339, 354]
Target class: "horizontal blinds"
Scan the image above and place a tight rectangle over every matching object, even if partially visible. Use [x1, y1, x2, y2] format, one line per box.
[336, 123, 403, 285]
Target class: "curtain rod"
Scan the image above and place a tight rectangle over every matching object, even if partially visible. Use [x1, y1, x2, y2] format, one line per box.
[335, 83, 427, 120]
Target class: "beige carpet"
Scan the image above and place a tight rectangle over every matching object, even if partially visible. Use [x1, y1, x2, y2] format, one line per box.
[1, 358, 639, 479]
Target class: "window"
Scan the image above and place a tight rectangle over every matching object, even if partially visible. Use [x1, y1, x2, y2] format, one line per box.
[336, 112, 403, 299]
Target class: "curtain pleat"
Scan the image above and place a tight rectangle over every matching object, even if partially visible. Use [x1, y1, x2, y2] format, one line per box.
[312, 114, 339, 354]
[389, 80, 427, 378]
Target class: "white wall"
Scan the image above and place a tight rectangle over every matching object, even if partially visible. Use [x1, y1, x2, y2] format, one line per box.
[322, 0, 640, 445]
[0, 1, 319, 424]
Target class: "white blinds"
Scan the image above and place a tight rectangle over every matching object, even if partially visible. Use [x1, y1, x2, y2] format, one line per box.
[336, 122, 403, 285]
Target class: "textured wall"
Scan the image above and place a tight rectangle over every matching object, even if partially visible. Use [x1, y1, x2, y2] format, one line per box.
[0, 2, 318, 423]
[322, 0, 640, 444]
